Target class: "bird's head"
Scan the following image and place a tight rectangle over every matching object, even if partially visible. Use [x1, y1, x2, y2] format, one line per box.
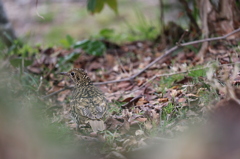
[59, 68, 92, 86]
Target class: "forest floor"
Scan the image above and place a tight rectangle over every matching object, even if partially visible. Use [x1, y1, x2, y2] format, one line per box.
[2, 34, 240, 158]
[1, 1, 240, 159]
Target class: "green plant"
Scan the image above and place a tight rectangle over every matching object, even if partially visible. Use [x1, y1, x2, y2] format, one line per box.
[73, 39, 106, 56]
[57, 51, 81, 71]
[96, 28, 115, 41]
[8, 41, 38, 70]
[108, 101, 122, 115]
[8, 40, 37, 56]
[161, 103, 175, 121]
[123, 10, 159, 41]
[159, 74, 184, 89]
[59, 35, 75, 49]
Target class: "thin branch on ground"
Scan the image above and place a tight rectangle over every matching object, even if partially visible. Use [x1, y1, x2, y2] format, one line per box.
[131, 61, 240, 94]
[94, 27, 240, 85]
[43, 28, 240, 98]
[42, 86, 74, 99]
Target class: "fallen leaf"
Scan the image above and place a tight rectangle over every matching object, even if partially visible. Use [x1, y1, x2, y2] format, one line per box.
[178, 98, 186, 103]
[136, 97, 149, 106]
[136, 118, 147, 122]
[158, 98, 168, 103]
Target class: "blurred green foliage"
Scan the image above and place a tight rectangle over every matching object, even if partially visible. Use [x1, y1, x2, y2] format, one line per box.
[59, 35, 75, 49]
[8, 40, 38, 57]
[87, 0, 118, 14]
[188, 67, 207, 78]
[93, 10, 160, 43]
[73, 39, 106, 56]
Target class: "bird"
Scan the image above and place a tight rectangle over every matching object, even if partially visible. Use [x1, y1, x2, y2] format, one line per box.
[59, 68, 108, 132]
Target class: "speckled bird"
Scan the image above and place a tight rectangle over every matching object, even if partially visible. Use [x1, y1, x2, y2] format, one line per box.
[59, 68, 108, 132]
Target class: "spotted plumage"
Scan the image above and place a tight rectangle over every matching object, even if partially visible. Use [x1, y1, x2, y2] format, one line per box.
[60, 68, 108, 132]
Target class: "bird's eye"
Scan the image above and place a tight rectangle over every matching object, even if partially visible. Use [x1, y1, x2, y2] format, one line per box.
[70, 72, 75, 76]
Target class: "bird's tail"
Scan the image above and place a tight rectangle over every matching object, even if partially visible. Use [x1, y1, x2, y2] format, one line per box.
[89, 120, 106, 132]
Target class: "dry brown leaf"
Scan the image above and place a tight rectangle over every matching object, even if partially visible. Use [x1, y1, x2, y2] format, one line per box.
[178, 98, 186, 103]
[105, 116, 123, 130]
[120, 97, 134, 103]
[136, 97, 149, 106]
[27, 66, 42, 74]
[158, 98, 168, 103]
[57, 89, 71, 102]
[170, 89, 178, 97]
[47, 85, 63, 94]
[117, 82, 131, 89]
[88, 61, 102, 71]
[137, 78, 146, 86]
[135, 118, 147, 122]
[186, 93, 199, 98]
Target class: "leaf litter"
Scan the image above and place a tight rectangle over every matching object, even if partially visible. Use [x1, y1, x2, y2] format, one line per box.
[24, 39, 240, 158]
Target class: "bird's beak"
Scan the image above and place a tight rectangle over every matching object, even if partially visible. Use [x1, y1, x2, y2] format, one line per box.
[58, 72, 69, 76]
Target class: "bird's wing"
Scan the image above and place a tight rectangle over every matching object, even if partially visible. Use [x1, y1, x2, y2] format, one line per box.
[74, 96, 108, 120]
[72, 86, 108, 120]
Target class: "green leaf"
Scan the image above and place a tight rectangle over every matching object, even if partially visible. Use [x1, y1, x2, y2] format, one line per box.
[10, 58, 33, 68]
[57, 52, 80, 71]
[188, 68, 206, 77]
[105, 0, 118, 14]
[63, 52, 80, 63]
[99, 28, 114, 39]
[95, 0, 104, 13]
[66, 35, 74, 45]
[87, 0, 96, 13]
[73, 39, 90, 49]
[73, 39, 105, 56]
[87, 0, 104, 14]
[59, 35, 75, 48]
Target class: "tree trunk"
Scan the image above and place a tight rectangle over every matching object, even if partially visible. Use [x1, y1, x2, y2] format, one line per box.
[196, 0, 240, 62]
[207, 0, 240, 39]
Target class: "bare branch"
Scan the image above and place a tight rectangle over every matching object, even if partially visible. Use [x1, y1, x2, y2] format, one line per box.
[95, 27, 240, 85]
[43, 28, 240, 98]
[42, 86, 73, 99]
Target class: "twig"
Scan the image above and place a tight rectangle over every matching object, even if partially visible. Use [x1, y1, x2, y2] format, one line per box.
[35, 0, 44, 19]
[42, 86, 73, 99]
[44, 28, 240, 98]
[94, 27, 240, 85]
[44, 61, 240, 99]
[176, 29, 189, 46]
[131, 61, 240, 94]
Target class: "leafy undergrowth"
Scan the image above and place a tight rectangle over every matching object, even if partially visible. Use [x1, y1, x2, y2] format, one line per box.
[2, 39, 240, 158]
